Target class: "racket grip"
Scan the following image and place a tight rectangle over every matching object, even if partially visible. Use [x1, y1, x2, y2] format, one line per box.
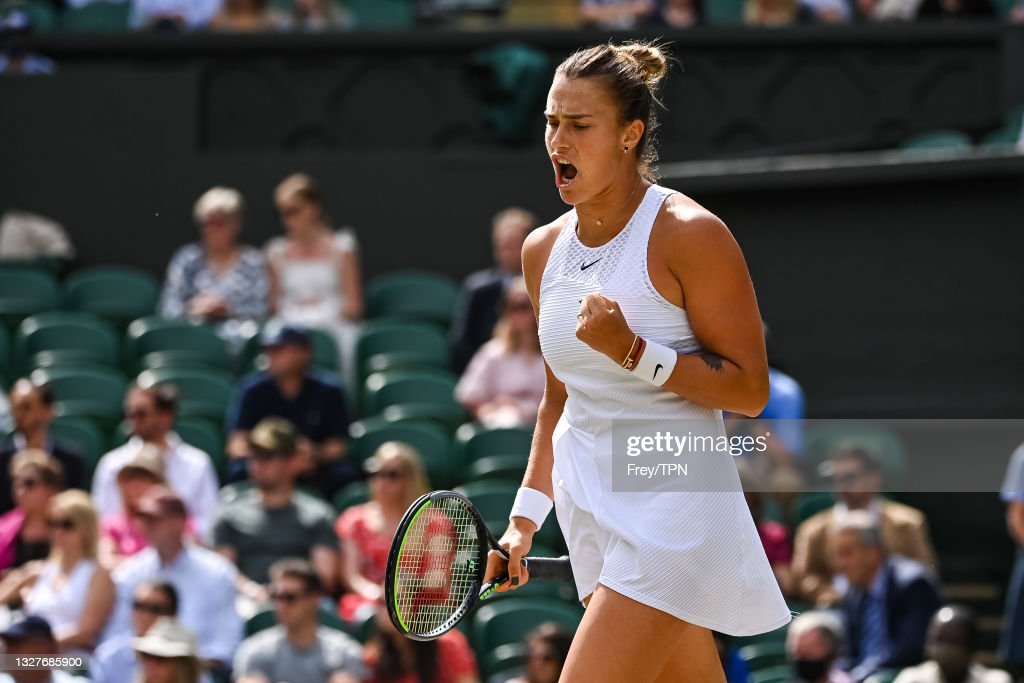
[524, 555, 574, 581]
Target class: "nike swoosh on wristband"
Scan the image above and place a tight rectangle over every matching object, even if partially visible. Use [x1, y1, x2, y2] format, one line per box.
[653, 364, 664, 379]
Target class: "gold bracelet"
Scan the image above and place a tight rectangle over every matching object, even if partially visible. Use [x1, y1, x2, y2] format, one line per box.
[620, 334, 640, 368]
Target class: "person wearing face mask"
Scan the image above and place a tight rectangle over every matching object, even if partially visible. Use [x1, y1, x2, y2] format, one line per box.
[786, 611, 854, 683]
[893, 606, 1010, 683]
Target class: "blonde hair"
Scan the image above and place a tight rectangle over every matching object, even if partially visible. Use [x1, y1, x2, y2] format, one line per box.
[10, 449, 63, 489]
[48, 490, 99, 561]
[275, 173, 324, 207]
[492, 207, 537, 239]
[193, 186, 244, 223]
[494, 277, 540, 355]
[371, 442, 431, 507]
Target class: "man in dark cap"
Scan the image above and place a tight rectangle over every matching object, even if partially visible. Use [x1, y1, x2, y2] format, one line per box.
[225, 324, 354, 496]
[894, 605, 1011, 683]
[0, 615, 85, 683]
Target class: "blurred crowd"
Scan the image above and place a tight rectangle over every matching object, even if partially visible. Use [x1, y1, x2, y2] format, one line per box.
[0, 173, 1021, 683]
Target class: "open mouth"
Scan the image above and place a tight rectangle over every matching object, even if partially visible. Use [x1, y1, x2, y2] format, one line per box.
[555, 158, 578, 188]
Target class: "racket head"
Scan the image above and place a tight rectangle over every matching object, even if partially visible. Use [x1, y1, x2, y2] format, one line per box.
[385, 490, 497, 641]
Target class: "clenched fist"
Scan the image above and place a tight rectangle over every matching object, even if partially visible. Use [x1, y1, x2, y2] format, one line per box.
[576, 293, 636, 364]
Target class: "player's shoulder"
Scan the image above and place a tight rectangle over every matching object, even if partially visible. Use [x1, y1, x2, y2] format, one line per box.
[657, 190, 731, 244]
[523, 211, 572, 255]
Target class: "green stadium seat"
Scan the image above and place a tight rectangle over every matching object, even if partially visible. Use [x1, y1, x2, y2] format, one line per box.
[137, 350, 226, 373]
[348, 420, 454, 487]
[704, 0, 746, 24]
[454, 424, 533, 481]
[733, 621, 789, 649]
[0, 267, 60, 325]
[355, 321, 449, 386]
[332, 481, 370, 513]
[0, 324, 10, 377]
[899, 129, 972, 151]
[60, 1, 130, 31]
[30, 366, 127, 428]
[174, 417, 226, 478]
[454, 480, 564, 552]
[49, 415, 107, 480]
[751, 665, 793, 683]
[346, 0, 414, 28]
[241, 325, 340, 373]
[804, 423, 906, 488]
[470, 598, 582, 655]
[362, 369, 458, 416]
[136, 367, 234, 421]
[244, 607, 348, 638]
[795, 491, 834, 524]
[379, 402, 469, 435]
[15, 312, 120, 374]
[864, 670, 902, 683]
[982, 105, 1024, 147]
[738, 641, 788, 671]
[1, 0, 57, 31]
[365, 272, 458, 327]
[64, 267, 159, 324]
[479, 642, 525, 680]
[124, 318, 230, 373]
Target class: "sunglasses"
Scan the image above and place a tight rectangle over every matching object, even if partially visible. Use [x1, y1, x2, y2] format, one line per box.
[132, 601, 173, 616]
[369, 469, 405, 481]
[127, 409, 153, 420]
[12, 477, 39, 490]
[47, 517, 75, 531]
[277, 205, 303, 218]
[270, 590, 307, 604]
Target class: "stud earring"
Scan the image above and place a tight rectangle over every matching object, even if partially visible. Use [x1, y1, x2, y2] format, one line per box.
[624, 145, 629, 153]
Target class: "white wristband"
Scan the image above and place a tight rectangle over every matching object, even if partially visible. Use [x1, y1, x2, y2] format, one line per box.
[509, 487, 553, 530]
[633, 338, 677, 387]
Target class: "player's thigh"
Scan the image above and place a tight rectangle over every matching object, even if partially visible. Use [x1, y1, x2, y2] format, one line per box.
[559, 583, 719, 683]
[651, 622, 726, 683]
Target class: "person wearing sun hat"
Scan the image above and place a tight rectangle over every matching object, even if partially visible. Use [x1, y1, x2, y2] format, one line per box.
[132, 617, 202, 683]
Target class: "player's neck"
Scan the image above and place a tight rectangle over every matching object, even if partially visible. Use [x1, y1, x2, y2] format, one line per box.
[575, 173, 646, 247]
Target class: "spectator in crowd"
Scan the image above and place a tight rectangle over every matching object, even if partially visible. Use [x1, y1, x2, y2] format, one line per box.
[159, 186, 269, 351]
[580, 0, 657, 28]
[832, 512, 941, 682]
[131, 617, 203, 683]
[0, 451, 62, 573]
[999, 441, 1024, 668]
[0, 379, 86, 513]
[90, 581, 180, 683]
[895, 605, 1011, 683]
[654, 0, 704, 26]
[266, 172, 363, 392]
[209, 0, 288, 29]
[226, 326, 355, 496]
[736, 460, 794, 596]
[0, 491, 114, 653]
[365, 597, 479, 683]
[455, 278, 545, 429]
[92, 383, 219, 539]
[0, 11, 56, 77]
[98, 445, 198, 568]
[286, 0, 350, 30]
[450, 207, 536, 373]
[0, 616, 87, 683]
[0, 209, 75, 264]
[0, 385, 10, 434]
[507, 623, 573, 683]
[129, 0, 222, 31]
[793, 442, 936, 606]
[106, 487, 241, 672]
[744, 0, 817, 24]
[336, 442, 430, 623]
[786, 611, 854, 683]
[853, 0, 922, 20]
[216, 417, 338, 604]
[234, 558, 367, 683]
[915, 0, 995, 18]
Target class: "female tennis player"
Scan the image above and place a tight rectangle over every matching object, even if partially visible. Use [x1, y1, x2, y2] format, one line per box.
[483, 41, 791, 681]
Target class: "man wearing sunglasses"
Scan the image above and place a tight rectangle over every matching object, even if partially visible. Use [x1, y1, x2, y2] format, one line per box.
[793, 443, 937, 607]
[234, 558, 366, 683]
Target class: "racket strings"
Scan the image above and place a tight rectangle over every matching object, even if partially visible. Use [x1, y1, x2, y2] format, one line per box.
[394, 497, 481, 636]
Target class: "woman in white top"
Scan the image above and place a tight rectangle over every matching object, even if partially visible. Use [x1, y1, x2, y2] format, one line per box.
[484, 41, 790, 681]
[455, 277, 546, 429]
[0, 489, 114, 653]
[266, 173, 364, 391]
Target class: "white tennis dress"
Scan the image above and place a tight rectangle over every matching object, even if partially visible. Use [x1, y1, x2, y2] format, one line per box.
[537, 184, 791, 636]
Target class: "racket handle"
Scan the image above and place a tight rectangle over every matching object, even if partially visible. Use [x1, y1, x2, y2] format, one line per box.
[524, 555, 574, 581]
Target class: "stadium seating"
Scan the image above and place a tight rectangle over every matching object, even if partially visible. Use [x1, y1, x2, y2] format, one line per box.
[332, 481, 370, 513]
[899, 129, 973, 151]
[751, 665, 794, 683]
[49, 415, 107, 478]
[864, 671, 902, 683]
[30, 365, 127, 428]
[348, 419, 455, 487]
[0, 267, 60, 326]
[453, 480, 564, 552]
[244, 606, 350, 638]
[64, 266, 159, 324]
[1, 0, 57, 31]
[453, 424, 533, 482]
[15, 312, 121, 375]
[346, 0, 415, 29]
[470, 598, 582, 656]
[174, 417, 227, 477]
[136, 367, 234, 421]
[355, 321, 449, 386]
[0, 325, 10, 378]
[362, 368, 461, 417]
[738, 640, 788, 671]
[365, 271, 458, 327]
[124, 317, 230, 373]
[60, 1, 130, 31]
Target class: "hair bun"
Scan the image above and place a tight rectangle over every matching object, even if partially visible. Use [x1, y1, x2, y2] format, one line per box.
[617, 42, 669, 86]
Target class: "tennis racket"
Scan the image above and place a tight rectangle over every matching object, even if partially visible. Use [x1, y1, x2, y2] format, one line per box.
[384, 489, 573, 641]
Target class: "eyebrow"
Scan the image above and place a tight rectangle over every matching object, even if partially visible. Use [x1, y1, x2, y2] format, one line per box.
[544, 112, 594, 120]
